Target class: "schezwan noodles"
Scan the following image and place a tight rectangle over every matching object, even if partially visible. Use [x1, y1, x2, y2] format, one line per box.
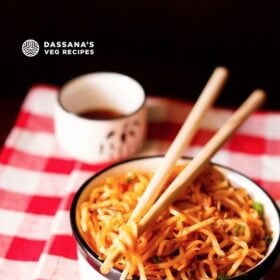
[79, 164, 271, 280]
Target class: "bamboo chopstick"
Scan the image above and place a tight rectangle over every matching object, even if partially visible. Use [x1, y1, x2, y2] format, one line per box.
[101, 67, 229, 273]
[137, 89, 266, 235]
[129, 66, 229, 223]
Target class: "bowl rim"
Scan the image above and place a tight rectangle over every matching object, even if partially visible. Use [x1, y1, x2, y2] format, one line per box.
[70, 155, 280, 280]
[57, 72, 146, 122]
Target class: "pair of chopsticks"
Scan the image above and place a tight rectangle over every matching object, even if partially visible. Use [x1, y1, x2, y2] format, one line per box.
[101, 67, 265, 272]
[135, 67, 265, 234]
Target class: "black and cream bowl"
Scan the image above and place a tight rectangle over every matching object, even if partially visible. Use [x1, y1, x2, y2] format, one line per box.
[70, 156, 280, 280]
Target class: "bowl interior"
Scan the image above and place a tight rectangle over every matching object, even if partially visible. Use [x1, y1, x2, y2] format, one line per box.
[59, 72, 145, 116]
[72, 156, 280, 278]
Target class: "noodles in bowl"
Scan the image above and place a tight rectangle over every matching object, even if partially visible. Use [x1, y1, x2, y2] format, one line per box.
[70, 156, 280, 280]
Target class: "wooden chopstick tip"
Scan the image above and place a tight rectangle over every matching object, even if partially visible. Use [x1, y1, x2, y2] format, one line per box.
[251, 89, 266, 103]
[246, 89, 267, 109]
[207, 66, 229, 92]
[213, 66, 230, 80]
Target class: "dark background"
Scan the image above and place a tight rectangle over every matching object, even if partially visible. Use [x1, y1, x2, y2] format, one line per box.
[1, 1, 280, 145]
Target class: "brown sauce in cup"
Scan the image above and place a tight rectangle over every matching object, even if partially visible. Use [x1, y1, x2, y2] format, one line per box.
[78, 108, 124, 120]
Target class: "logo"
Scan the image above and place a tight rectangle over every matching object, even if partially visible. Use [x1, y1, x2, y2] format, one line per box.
[43, 41, 94, 55]
[22, 39, 40, 57]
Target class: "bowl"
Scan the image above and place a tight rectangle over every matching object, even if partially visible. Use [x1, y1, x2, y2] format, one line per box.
[70, 156, 280, 280]
[54, 72, 146, 163]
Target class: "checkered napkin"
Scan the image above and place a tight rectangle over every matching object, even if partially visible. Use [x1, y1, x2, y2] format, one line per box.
[0, 85, 279, 280]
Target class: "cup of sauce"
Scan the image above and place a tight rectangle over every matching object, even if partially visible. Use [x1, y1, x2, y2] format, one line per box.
[54, 72, 146, 163]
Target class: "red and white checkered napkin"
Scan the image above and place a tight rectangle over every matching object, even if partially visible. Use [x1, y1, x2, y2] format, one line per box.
[0, 85, 279, 280]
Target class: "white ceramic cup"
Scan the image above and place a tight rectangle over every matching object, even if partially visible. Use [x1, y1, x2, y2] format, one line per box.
[54, 72, 146, 163]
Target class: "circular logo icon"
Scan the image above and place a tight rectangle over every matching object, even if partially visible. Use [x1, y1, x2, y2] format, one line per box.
[22, 39, 40, 57]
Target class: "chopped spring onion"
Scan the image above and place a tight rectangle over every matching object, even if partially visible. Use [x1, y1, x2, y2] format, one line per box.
[265, 235, 272, 245]
[151, 256, 162, 263]
[234, 224, 245, 236]
[252, 201, 264, 216]
[217, 274, 229, 280]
